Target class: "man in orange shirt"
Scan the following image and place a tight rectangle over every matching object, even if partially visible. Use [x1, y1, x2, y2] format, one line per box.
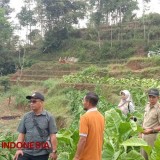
[74, 92, 105, 160]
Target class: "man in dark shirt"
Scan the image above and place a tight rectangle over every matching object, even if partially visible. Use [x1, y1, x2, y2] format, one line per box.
[14, 92, 58, 160]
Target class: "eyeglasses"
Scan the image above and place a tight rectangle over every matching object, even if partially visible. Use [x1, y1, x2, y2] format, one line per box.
[28, 100, 40, 103]
[148, 95, 157, 99]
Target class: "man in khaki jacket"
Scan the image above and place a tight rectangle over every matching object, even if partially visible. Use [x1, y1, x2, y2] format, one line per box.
[141, 88, 160, 160]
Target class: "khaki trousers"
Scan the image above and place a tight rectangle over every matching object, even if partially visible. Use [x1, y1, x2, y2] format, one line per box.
[141, 133, 158, 160]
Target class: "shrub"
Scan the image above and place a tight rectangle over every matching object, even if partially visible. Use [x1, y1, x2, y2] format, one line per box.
[0, 76, 10, 92]
[11, 86, 31, 109]
[42, 79, 59, 90]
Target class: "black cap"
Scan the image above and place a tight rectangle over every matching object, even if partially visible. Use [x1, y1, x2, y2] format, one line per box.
[26, 92, 45, 101]
[148, 88, 159, 97]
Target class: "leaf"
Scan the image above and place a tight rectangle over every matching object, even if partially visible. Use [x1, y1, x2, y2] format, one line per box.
[136, 125, 144, 133]
[57, 152, 69, 160]
[129, 120, 137, 132]
[121, 137, 148, 147]
[142, 146, 152, 157]
[102, 142, 114, 160]
[119, 150, 145, 160]
[105, 109, 122, 135]
[0, 156, 8, 160]
[102, 141, 121, 160]
[56, 133, 73, 146]
[149, 134, 160, 160]
[119, 122, 132, 137]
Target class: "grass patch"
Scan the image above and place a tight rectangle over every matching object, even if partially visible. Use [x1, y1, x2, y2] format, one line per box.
[108, 64, 130, 72]
[30, 61, 83, 71]
[45, 95, 69, 115]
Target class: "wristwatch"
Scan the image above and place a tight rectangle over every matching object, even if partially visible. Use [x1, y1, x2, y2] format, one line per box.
[52, 150, 57, 154]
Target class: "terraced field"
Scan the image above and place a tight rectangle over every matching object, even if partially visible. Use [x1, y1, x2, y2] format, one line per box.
[9, 57, 160, 87]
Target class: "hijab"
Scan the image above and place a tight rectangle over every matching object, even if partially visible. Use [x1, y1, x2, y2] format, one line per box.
[118, 90, 134, 114]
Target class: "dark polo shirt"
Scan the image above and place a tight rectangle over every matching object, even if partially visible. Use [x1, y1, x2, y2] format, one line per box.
[17, 110, 57, 156]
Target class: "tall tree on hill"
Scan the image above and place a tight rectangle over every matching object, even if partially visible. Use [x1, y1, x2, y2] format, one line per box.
[90, 0, 103, 49]
[17, 0, 37, 45]
[33, 0, 86, 52]
[0, 9, 12, 45]
[88, 0, 139, 49]
[34, 0, 45, 37]
[88, 0, 139, 25]
[142, 0, 150, 40]
[0, 0, 13, 16]
[0, 6, 15, 75]
[28, 29, 42, 47]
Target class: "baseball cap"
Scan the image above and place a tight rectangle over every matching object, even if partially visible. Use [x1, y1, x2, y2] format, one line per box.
[26, 92, 45, 101]
[148, 88, 159, 97]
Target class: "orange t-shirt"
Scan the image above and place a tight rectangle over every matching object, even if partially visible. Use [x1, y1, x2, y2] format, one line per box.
[79, 109, 105, 160]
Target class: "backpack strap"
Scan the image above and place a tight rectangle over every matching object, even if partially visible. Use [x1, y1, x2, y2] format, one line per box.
[127, 101, 131, 113]
[32, 114, 46, 140]
[32, 113, 52, 153]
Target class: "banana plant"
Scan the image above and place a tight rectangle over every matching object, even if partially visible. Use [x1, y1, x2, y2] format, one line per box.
[56, 128, 79, 160]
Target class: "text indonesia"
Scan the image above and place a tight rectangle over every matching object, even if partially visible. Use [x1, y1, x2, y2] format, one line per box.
[1, 142, 50, 149]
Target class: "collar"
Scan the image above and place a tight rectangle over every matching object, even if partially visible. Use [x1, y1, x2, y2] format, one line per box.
[148, 102, 160, 108]
[33, 110, 46, 116]
[87, 107, 97, 113]
[41, 110, 47, 115]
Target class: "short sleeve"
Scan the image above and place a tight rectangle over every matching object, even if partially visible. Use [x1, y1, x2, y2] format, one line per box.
[79, 116, 88, 137]
[157, 108, 160, 124]
[17, 116, 26, 134]
[48, 115, 57, 134]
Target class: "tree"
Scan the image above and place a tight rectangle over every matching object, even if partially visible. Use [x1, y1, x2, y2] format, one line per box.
[17, 1, 37, 44]
[0, 2, 16, 76]
[88, 0, 139, 25]
[0, 0, 13, 16]
[34, 0, 86, 52]
[90, 11, 103, 49]
[28, 29, 41, 44]
[0, 8, 12, 45]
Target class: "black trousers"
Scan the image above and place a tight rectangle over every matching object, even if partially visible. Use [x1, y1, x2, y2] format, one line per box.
[17, 153, 49, 160]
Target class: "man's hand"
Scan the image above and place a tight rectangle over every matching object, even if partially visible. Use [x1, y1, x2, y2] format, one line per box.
[142, 128, 153, 135]
[13, 150, 23, 160]
[49, 152, 57, 160]
[73, 136, 86, 160]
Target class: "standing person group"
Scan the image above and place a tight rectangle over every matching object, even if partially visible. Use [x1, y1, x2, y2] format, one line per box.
[13, 92, 105, 160]
[13, 88, 160, 160]
[118, 88, 160, 160]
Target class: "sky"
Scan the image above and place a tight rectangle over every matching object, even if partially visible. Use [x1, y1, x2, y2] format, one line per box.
[9, 0, 160, 39]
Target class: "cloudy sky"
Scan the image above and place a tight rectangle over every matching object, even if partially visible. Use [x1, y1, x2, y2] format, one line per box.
[9, 0, 160, 39]
[9, 0, 160, 16]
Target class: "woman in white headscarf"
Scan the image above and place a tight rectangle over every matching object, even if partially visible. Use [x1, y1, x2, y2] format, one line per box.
[118, 90, 135, 115]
